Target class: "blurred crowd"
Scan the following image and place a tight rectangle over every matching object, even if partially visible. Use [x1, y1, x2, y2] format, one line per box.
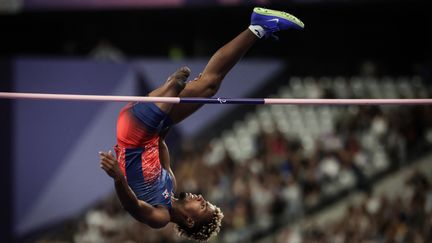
[36, 76, 432, 243]
[299, 170, 432, 243]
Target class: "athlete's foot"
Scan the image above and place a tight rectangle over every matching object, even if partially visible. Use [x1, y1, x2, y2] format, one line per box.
[249, 7, 304, 39]
[165, 66, 191, 92]
[150, 66, 190, 113]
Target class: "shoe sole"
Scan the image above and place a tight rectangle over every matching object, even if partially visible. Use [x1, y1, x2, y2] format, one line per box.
[253, 7, 305, 29]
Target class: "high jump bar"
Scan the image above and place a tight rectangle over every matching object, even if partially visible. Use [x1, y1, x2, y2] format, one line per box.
[0, 92, 431, 105]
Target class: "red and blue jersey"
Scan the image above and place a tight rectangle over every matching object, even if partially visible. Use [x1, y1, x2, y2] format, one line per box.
[115, 102, 174, 209]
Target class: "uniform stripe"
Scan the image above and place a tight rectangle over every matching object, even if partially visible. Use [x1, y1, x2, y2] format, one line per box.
[124, 148, 146, 190]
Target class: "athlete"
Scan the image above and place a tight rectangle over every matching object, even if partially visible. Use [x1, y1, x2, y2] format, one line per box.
[99, 7, 304, 242]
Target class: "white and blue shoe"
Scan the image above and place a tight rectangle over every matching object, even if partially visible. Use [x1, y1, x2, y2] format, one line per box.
[250, 7, 304, 39]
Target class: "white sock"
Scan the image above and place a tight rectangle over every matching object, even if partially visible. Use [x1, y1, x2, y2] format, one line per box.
[249, 25, 266, 39]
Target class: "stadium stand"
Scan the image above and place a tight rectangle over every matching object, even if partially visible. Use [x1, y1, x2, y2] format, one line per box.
[33, 75, 432, 243]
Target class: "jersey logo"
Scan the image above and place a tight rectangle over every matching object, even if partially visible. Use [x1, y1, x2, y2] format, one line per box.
[267, 18, 279, 23]
[162, 188, 170, 199]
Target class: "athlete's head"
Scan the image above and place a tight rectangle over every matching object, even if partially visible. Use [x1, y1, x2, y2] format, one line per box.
[174, 192, 223, 242]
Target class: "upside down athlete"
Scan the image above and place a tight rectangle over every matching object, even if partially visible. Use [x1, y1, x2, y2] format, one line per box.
[99, 7, 304, 242]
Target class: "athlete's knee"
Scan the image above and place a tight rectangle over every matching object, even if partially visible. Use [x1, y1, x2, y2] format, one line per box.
[205, 83, 219, 97]
[200, 74, 223, 97]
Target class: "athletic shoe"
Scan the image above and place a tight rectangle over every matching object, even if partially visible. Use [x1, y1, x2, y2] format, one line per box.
[250, 7, 304, 39]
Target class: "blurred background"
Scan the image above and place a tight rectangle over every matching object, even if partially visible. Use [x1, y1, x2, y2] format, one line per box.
[1, 0, 432, 242]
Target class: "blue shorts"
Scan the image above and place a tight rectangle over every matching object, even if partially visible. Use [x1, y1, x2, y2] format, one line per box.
[131, 102, 173, 133]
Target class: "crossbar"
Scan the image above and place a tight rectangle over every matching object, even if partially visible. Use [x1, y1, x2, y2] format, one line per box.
[1, 92, 431, 105]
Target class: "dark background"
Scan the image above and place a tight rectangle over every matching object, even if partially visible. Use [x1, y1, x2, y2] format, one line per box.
[1, 1, 431, 76]
[1, 1, 431, 242]
[0, 60, 13, 243]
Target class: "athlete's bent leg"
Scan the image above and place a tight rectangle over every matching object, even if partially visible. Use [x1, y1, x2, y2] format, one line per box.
[168, 29, 257, 124]
[148, 66, 191, 113]
[168, 7, 304, 124]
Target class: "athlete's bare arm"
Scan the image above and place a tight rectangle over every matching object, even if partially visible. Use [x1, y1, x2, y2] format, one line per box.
[159, 129, 177, 191]
[99, 151, 170, 228]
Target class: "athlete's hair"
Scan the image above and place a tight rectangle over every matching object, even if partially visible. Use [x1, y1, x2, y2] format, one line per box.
[175, 205, 224, 242]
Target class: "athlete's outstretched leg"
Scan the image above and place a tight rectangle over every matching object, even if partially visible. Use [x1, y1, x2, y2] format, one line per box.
[168, 7, 304, 124]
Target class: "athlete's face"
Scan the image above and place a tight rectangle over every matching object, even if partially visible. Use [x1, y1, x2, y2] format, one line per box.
[178, 192, 215, 224]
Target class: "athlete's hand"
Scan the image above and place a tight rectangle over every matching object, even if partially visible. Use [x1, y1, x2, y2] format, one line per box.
[99, 150, 123, 180]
